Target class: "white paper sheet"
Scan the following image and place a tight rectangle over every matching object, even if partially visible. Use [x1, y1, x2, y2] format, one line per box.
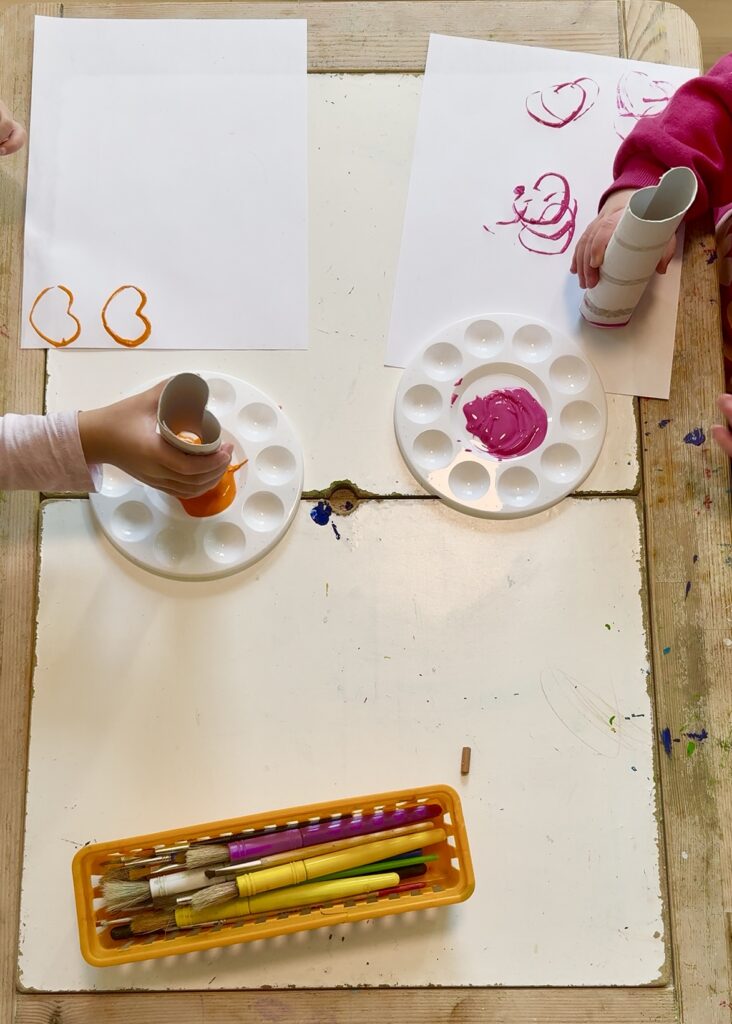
[22, 18, 308, 350]
[386, 36, 698, 398]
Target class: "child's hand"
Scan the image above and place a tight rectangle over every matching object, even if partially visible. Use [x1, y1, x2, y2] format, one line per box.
[571, 188, 677, 289]
[78, 382, 233, 498]
[712, 394, 732, 458]
[0, 101, 27, 156]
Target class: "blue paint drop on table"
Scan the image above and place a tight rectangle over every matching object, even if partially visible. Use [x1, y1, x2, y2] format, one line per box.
[310, 501, 332, 526]
[658, 419, 671, 428]
[661, 728, 672, 757]
[685, 729, 708, 742]
[683, 427, 706, 446]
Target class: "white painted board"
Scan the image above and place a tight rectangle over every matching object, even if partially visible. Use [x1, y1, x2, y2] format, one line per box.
[22, 18, 307, 350]
[45, 75, 639, 495]
[20, 497, 664, 990]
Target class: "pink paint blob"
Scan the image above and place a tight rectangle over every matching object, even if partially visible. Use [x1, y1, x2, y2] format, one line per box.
[525, 77, 599, 128]
[494, 172, 577, 255]
[463, 388, 547, 459]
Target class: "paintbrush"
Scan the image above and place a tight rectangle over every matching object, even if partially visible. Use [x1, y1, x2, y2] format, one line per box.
[203, 822, 433, 878]
[110, 875, 422, 938]
[189, 827, 445, 910]
[104, 810, 356, 866]
[317, 852, 437, 881]
[184, 803, 442, 869]
[101, 867, 219, 913]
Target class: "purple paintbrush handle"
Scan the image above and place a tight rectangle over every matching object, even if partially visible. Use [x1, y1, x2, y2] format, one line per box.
[299, 803, 442, 848]
[227, 802, 442, 863]
[228, 829, 303, 862]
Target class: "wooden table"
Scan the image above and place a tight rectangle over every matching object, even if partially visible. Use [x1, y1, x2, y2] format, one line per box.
[1, 2, 731, 1021]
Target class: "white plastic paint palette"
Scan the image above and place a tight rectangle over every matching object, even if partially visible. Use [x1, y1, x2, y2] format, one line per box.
[394, 314, 607, 518]
[90, 373, 304, 580]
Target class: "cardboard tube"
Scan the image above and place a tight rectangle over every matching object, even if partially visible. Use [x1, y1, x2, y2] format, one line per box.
[157, 373, 222, 455]
[580, 167, 698, 328]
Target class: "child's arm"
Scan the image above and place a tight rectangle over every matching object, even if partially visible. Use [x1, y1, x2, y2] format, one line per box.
[572, 54, 732, 288]
[1, 384, 232, 495]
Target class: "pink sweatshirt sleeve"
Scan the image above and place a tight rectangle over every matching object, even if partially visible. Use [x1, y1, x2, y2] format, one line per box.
[602, 54, 732, 220]
[0, 410, 100, 492]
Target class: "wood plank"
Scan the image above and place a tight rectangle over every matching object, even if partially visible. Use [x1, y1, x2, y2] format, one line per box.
[625, 7, 732, 1017]
[60, 1, 622, 69]
[639, 222, 732, 1024]
[621, 0, 701, 67]
[15, 987, 678, 1023]
[639, 225, 732, 1024]
[0, 6, 61, 1024]
[623, 7, 732, 1017]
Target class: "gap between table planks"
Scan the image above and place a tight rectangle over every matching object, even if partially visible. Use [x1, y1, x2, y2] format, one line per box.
[0, 0, 728, 1021]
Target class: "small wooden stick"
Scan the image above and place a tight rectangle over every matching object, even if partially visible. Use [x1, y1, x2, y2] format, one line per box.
[460, 746, 471, 776]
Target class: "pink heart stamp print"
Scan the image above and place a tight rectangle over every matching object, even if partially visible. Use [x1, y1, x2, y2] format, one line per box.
[615, 70, 673, 138]
[525, 77, 599, 128]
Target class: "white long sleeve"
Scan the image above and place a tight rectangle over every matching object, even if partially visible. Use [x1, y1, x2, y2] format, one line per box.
[0, 410, 99, 492]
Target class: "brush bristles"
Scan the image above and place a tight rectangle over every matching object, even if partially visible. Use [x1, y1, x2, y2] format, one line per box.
[100, 865, 130, 882]
[126, 910, 175, 936]
[184, 844, 229, 869]
[101, 879, 151, 912]
[188, 880, 237, 910]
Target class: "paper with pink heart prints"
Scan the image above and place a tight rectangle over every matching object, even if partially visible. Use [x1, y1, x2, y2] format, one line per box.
[21, 17, 307, 349]
[387, 35, 697, 399]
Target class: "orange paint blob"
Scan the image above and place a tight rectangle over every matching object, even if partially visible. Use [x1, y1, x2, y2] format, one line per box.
[176, 431, 202, 445]
[179, 461, 247, 519]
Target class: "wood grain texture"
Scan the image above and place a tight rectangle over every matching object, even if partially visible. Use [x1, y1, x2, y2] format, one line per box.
[639, 222, 732, 1024]
[14, 988, 678, 1023]
[60, 0, 622, 68]
[621, 0, 701, 67]
[627, 13, 732, 1021]
[0, 7, 59, 1024]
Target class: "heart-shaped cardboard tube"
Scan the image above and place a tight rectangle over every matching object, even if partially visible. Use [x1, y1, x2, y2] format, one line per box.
[157, 373, 222, 455]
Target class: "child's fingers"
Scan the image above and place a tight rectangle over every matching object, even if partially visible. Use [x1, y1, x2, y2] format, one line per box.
[158, 440, 232, 480]
[717, 393, 732, 420]
[583, 229, 604, 290]
[656, 234, 677, 275]
[711, 424, 732, 458]
[0, 122, 26, 155]
[571, 237, 586, 285]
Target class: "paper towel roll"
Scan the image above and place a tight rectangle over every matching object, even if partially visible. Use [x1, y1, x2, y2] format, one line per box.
[580, 166, 698, 328]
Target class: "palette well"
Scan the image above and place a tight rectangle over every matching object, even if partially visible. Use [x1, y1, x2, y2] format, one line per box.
[394, 314, 607, 518]
[89, 373, 303, 580]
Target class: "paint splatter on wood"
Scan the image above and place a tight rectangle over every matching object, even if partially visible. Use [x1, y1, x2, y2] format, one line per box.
[683, 427, 706, 446]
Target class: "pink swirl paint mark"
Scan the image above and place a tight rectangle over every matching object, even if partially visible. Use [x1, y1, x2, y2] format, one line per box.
[488, 172, 578, 255]
[525, 77, 599, 128]
[615, 71, 673, 139]
[463, 388, 547, 459]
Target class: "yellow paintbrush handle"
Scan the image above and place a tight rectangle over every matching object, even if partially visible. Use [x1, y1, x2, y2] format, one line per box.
[177, 872, 400, 927]
[235, 828, 445, 898]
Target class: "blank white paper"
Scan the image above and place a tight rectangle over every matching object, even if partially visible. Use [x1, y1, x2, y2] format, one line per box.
[22, 18, 308, 350]
[387, 36, 698, 398]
